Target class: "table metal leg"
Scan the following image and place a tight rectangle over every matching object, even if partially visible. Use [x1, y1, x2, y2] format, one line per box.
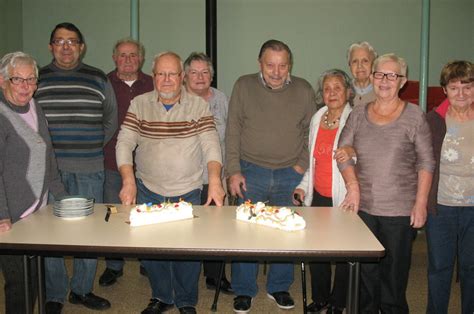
[37, 256, 45, 314]
[210, 262, 225, 312]
[23, 255, 32, 314]
[300, 262, 307, 314]
[346, 261, 360, 314]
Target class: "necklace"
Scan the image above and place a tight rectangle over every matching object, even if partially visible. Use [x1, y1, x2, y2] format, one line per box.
[324, 111, 340, 128]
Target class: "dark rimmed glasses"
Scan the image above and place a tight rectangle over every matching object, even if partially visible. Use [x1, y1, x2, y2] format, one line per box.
[9, 77, 38, 85]
[372, 72, 405, 81]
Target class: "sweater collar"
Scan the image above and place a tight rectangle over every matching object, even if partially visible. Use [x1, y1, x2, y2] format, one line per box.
[0, 91, 31, 113]
[259, 72, 292, 90]
[109, 69, 148, 84]
[49, 61, 83, 72]
[435, 98, 450, 119]
[353, 81, 373, 95]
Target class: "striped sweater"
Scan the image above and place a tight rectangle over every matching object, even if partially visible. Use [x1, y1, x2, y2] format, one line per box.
[35, 62, 118, 173]
[116, 89, 222, 197]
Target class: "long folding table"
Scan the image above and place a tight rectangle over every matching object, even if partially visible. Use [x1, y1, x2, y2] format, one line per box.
[0, 204, 384, 313]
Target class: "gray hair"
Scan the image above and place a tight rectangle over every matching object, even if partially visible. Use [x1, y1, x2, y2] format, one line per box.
[0, 51, 38, 79]
[151, 51, 183, 74]
[373, 53, 408, 77]
[315, 69, 355, 108]
[346, 41, 378, 65]
[258, 39, 293, 68]
[113, 37, 145, 58]
[183, 52, 215, 77]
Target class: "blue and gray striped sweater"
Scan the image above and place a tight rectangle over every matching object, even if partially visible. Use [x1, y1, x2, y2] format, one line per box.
[36, 62, 117, 173]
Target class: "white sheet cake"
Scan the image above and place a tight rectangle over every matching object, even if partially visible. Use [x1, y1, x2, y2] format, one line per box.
[236, 201, 306, 231]
[129, 200, 194, 227]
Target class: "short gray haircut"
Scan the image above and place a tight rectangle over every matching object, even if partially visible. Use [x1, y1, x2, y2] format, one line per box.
[113, 37, 145, 58]
[151, 51, 183, 74]
[0, 51, 38, 79]
[373, 53, 408, 77]
[183, 52, 215, 78]
[315, 69, 355, 108]
[346, 41, 378, 65]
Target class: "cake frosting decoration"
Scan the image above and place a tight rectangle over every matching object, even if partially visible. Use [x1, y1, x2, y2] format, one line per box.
[129, 200, 194, 227]
[236, 200, 306, 231]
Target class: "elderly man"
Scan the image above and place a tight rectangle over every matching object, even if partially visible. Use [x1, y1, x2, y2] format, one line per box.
[226, 39, 316, 312]
[116, 51, 224, 314]
[35, 22, 117, 313]
[183, 52, 232, 294]
[98, 38, 154, 287]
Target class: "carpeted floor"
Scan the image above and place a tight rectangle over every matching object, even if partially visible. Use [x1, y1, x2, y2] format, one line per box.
[0, 231, 461, 313]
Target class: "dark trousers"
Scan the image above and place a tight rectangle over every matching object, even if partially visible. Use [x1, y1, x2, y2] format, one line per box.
[0, 255, 37, 314]
[201, 184, 227, 280]
[309, 190, 348, 308]
[358, 211, 416, 314]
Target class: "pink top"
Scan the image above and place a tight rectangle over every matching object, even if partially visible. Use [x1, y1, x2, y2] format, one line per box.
[19, 100, 47, 218]
[338, 103, 435, 216]
[18, 99, 38, 131]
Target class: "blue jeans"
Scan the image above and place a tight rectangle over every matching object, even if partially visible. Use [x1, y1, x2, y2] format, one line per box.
[45, 170, 104, 303]
[426, 204, 474, 314]
[103, 169, 125, 271]
[231, 160, 303, 297]
[137, 179, 202, 308]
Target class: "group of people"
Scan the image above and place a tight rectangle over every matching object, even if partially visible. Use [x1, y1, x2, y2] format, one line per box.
[0, 20, 472, 314]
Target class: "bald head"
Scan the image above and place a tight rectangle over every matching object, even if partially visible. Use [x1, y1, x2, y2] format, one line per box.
[152, 52, 184, 104]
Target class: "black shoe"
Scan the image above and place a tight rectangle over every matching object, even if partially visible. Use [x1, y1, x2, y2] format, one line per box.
[233, 295, 252, 313]
[99, 268, 123, 286]
[205, 277, 234, 295]
[45, 301, 63, 314]
[306, 301, 329, 313]
[327, 305, 344, 314]
[140, 265, 148, 276]
[141, 298, 173, 314]
[179, 306, 197, 314]
[267, 291, 295, 310]
[68, 292, 111, 310]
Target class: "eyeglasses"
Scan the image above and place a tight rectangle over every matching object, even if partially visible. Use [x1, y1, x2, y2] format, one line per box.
[51, 39, 82, 46]
[372, 72, 405, 81]
[9, 77, 38, 85]
[155, 72, 182, 79]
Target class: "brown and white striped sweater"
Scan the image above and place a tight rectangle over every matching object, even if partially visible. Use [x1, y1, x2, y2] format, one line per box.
[116, 88, 222, 197]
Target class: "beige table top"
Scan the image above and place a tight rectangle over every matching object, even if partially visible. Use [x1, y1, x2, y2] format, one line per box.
[0, 205, 384, 261]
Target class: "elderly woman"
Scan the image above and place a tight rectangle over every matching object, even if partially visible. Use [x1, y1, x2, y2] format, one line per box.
[347, 41, 377, 107]
[426, 60, 473, 314]
[337, 53, 435, 312]
[0, 52, 65, 313]
[293, 69, 354, 314]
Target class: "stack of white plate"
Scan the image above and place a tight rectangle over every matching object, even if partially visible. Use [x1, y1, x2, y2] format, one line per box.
[53, 196, 94, 219]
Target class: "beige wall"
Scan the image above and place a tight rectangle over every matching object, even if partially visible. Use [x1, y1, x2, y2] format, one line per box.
[2, 0, 473, 96]
[0, 0, 23, 57]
